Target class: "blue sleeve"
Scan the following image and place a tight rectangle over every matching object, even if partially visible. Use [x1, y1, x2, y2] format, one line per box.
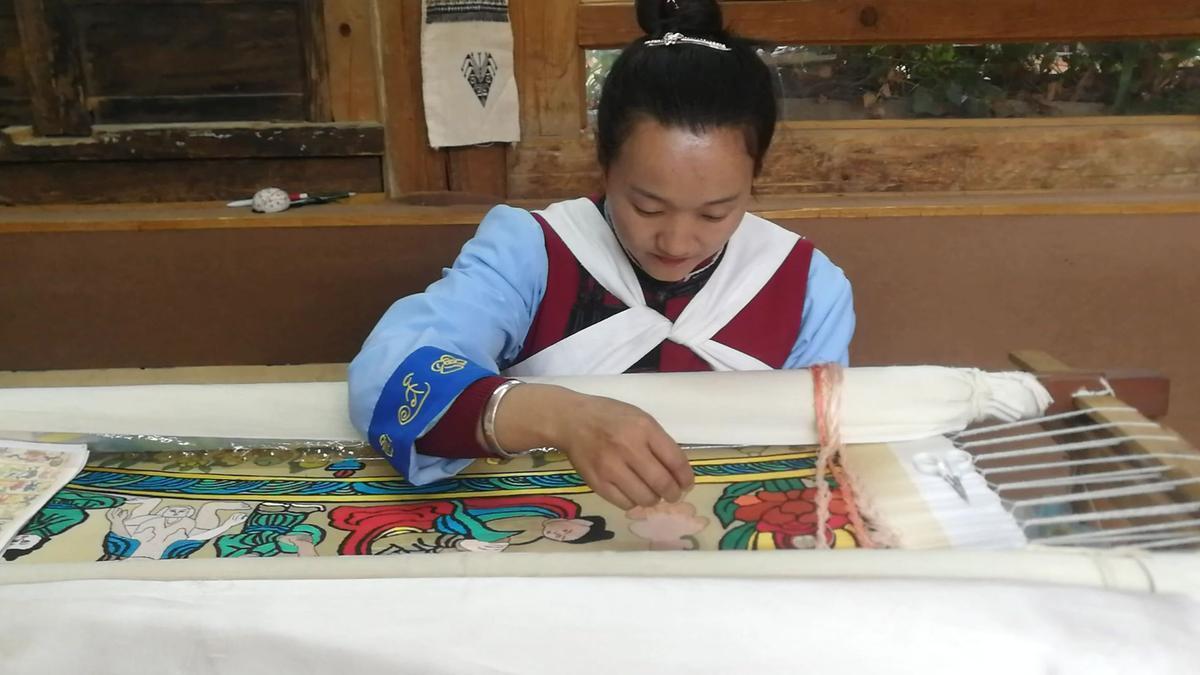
[347, 205, 547, 484]
[785, 248, 855, 368]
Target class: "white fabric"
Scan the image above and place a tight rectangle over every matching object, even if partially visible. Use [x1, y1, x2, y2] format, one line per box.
[843, 436, 1029, 549]
[420, 1, 520, 148]
[0, 368, 1050, 446]
[505, 198, 799, 376]
[1, 576, 1197, 675]
[523, 367, 1052, 446]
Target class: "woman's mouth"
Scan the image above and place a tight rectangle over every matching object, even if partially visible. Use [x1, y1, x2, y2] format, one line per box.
[650, 254, 691, 267]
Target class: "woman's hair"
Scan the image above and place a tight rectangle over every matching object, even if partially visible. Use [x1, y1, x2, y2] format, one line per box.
[563, 515, 617, 544]
[596, 0, 776, 175]
[2, 534, 46, 561]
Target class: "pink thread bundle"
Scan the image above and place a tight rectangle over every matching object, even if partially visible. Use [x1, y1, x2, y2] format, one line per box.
[811, 363, 875, 549]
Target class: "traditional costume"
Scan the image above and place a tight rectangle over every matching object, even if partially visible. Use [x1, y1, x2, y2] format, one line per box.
[349, 197, 855, 483]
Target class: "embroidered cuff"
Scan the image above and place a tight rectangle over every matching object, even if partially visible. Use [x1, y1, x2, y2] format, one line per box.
[367, 346, 495, 478]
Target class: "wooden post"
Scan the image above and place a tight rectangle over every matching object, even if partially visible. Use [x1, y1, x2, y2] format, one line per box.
[299, 0, 334, 123]
[511, 0, 586, 138]
[374, 0, 448, 196]
[13, 0, 90, 136]
[322, 0, 382, 122]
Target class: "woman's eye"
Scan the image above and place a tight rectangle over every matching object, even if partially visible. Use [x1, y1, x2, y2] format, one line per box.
[633, 205, 663, 217]
[701, 213, 729, 222]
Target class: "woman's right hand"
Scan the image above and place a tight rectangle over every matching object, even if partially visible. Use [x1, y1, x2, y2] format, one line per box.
[492, 384, 695, 510]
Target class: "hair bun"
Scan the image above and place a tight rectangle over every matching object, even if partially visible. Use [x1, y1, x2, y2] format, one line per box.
[635, 0, 725, 38]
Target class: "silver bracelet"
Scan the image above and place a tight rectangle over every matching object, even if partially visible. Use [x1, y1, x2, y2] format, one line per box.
[482, 378, 532, 459]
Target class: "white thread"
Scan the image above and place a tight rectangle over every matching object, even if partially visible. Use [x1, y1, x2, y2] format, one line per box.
[952, 406, 1136, 439]
[1010, 477, 1200, 509]
[1072, 376, 1116, 398]
[1036, 518, 1200, 545]
[979, 449, 1195, 475]
[967, 435, 1181, 462]
[1022, 501, 1200, 528]
[958, 421, 1164, 448]
[1136, 534, 1200, 550]
[992, 466, 1168, 492]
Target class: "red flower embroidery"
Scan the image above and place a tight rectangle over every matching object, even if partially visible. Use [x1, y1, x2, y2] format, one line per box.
[732, 488, 850, 546]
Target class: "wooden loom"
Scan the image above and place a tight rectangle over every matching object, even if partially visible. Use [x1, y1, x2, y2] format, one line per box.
[841, 350, 1198, 551]
[0, 350, 1193, 562]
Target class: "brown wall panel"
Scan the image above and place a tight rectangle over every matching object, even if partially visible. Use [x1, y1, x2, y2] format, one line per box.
[0, 223, 476, 369]
[2, 212, 1197, 441]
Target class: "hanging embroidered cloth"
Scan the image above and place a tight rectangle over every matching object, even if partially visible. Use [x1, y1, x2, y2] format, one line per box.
[421, 0, 521, 148]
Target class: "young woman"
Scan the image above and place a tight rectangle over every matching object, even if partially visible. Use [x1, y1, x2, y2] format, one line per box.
[349, 0, 854, 510]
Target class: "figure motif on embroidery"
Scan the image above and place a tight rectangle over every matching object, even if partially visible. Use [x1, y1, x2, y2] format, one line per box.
[2, 489, 125, 561]
[213, 503, 326, 557]
[330, 495, 614, 555]
[626, 502, 709, 550]
[100, 497, 253, 560]
[325, 458, 366, 478]
[461, 51, 498, 106]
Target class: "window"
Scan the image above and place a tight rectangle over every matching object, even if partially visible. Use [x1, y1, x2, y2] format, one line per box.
[586, 40, 1200, 122]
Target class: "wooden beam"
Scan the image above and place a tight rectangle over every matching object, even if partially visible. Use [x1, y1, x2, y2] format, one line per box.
[374, 0, 447, 195]
[0, 156, 383, 204]
[1037, 370, 1171, 419]
[298, 0, 333, 122]
[1013, 351, 1171, 420]
[578, 0, 1200, 48]
[323, 0, 381, 121]
[14, 0, 90, 135]
[509, 116, 1200, 198]
[0, 121, 384, 162]
[1010, 350, 1073, 374]
[0, 363, 349, 388]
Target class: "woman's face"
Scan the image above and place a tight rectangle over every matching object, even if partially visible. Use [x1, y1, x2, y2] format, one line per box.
[603, 118, 755, 282]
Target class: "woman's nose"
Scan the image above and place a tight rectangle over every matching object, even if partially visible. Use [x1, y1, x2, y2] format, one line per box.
[655, 218, 691, 257]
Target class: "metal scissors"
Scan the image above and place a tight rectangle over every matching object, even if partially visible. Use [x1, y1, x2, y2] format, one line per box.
[913, 450, 973, 503]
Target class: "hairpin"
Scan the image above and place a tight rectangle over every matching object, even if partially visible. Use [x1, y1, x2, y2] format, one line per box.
[644, 31, 731, 52]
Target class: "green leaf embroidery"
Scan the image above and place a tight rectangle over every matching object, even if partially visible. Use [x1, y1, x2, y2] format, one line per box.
[719, 522, 758, 551]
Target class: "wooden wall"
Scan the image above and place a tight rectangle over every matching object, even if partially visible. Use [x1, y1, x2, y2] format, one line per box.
[0, 0, 383, 204]
[4, 0, 1200, 202]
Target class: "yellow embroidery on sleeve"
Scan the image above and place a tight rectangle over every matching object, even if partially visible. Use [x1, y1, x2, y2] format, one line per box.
[397, 373, 430, 425]
[430, 355, 468, 375]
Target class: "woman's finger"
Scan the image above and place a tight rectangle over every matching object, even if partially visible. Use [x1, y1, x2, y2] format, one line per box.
[610, 462, 660, 508]
[646, 426, 695, 492]
[629, 448, 684, 503]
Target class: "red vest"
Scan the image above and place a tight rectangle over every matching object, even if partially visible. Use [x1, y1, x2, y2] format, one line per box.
[515, 212, 814, 372]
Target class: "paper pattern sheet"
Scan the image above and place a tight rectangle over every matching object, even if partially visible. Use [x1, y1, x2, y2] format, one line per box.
[0, 440, 89, 552]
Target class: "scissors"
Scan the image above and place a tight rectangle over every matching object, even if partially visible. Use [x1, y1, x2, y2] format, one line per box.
[912, 450, 973, 503]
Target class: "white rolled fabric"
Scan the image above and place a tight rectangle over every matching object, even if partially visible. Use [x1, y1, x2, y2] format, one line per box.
[0, 367, 1050, 446]
[525, 367, 1052, 446]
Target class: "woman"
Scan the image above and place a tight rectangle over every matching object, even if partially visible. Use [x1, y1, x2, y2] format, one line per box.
[349, 0, 854, 510]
